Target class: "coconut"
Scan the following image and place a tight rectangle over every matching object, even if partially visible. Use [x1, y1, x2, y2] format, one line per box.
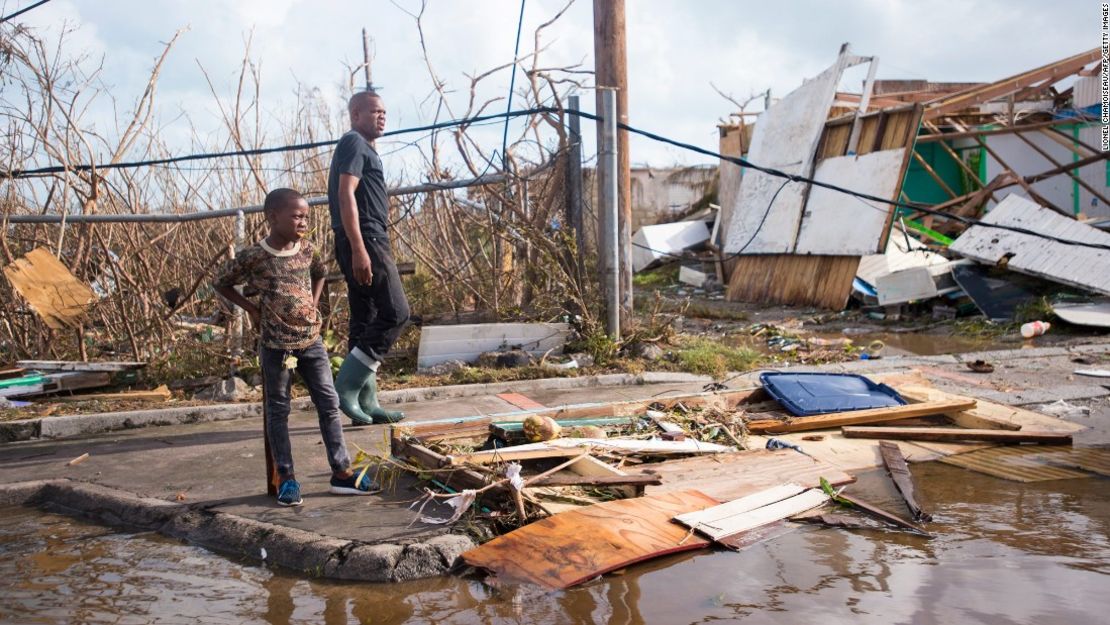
[522, 415, 562, 442]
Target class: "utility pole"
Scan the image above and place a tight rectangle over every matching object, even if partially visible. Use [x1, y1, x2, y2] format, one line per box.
[361, 28, 374, 91]
[593, 0, 632, 331]
[597, 88, 620, 338]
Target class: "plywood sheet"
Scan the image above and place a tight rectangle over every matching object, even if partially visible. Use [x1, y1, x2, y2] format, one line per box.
[3, 247, 96, 329]
[460, 490, 719, 588]
[724, 57, 844, 254]
[417, 322, 570, 368]
[726, 254, 860, 310]
[796, 149, 909, 255]
[640, 448, 854, 501]
[949, 194, 1110, 295]
[632, 221, 710, 272]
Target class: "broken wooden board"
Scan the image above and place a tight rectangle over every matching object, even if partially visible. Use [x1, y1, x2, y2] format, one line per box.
[745, 399, 977, 434]
[460, 490, 720, 588]
[843, 426, 1073, 445]
[448, 437, 732, 466]
[674, 484, 828, 542]
[939, 445, 1092, 482]
[528, 474, 661, 488]
[835, 490, 929, 535]
[48, 385, 171, 403]
[17, 360, 145, 372]
[879, 441, 932, 522]
[3, 248, 97, 329]
[640, 449, 854, 501]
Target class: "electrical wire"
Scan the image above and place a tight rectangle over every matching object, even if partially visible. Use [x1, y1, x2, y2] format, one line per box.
[501, 0, 527, 169]
[6, 105, 1109, 252]
[0, 0, 51, 23]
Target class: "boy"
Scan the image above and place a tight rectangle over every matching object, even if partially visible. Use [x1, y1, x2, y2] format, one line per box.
[214, 188, 377, 506]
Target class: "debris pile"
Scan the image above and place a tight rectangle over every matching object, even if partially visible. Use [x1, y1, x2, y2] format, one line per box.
[384, 370, 1090, 588]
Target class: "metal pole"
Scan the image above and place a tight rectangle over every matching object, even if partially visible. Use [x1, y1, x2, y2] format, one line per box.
[233, 209, 245, 357]
[598, 88, 620, 338]
[566, 95, 585, 281]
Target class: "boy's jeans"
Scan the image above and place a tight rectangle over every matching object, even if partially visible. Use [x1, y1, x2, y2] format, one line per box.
[260, 338, 351, 480]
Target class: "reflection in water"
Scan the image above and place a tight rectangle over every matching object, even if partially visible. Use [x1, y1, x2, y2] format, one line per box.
[0, 464, 1107, 624]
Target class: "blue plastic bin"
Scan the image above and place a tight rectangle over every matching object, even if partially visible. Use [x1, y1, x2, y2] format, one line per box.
[759, 372, 906, 417]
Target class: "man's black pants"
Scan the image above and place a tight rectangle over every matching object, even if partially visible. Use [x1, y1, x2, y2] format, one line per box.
[334, 231, 410, 362]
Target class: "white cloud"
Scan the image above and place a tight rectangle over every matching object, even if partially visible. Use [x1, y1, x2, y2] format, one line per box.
[4, 0, 1099, 173]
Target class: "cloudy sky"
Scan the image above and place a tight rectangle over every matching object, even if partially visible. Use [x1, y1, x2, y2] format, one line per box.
[3, 0, 1101, 176]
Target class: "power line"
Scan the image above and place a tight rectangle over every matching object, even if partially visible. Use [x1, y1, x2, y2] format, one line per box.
[501, 0, 527, 169]
[0, 0, 51, 23]
[5, 105, 1108, 252]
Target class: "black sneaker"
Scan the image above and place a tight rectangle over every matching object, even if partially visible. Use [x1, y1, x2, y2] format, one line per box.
[330, 471, 381, 495]
[276, 479, 303, 506]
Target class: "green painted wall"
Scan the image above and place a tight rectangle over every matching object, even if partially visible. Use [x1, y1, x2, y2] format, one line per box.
[902, 141, 970, 205]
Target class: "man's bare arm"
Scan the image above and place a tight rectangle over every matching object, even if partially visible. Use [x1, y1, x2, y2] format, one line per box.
[338, 173, 373, 285]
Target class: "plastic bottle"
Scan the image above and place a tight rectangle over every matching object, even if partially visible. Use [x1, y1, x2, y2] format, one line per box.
[1020, 320, 1050, 338]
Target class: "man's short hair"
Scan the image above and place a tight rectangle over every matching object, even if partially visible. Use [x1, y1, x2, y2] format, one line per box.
[348, 90, 382, 116]
[263, 188, 304, 216]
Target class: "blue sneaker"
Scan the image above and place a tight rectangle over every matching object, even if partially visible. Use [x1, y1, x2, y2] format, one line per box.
[329, 471, 381, 495]
[276, 479, 303, 506]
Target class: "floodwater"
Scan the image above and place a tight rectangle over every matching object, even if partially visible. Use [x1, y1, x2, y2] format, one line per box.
[2, 464, 1108, 625]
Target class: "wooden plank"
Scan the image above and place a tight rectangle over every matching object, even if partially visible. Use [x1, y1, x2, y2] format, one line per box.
[745, 399, 977, 434]
[2, 248, 97, 330]
[17, 360, 145, 372]
[676, 487, 828, 541]
[449, 437, 732, 466]
[0, 367, 27, 380]
[674, 483, 805, 526]
[460, 490, 720, 588]
[879, 441, 932, 522]
[49, 385, 172, 403]
[842, 426, 1073, 445]
[837, 491, 930, 535]
[893, 382, 1062, 432]
[527, 474, 661, 487]
[641, 448, 854, 501]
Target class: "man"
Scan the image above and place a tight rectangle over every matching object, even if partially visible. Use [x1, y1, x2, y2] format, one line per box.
[327, 90, 407, 425]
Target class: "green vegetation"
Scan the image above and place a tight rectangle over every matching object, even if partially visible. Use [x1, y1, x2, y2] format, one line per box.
[673, 336, 763, 378]
[632, 265, 679, 289]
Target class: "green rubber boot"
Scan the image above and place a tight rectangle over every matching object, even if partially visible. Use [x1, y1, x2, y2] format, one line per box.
[359, 371, 405, 423]
[334, 356, 376, 425]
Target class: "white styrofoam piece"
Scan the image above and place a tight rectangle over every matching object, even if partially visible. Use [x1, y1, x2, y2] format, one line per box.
[631, 221, 710, 272]
[949, 194, 1110, 295]
[876, 266, 939, 305]
[795, 149, 908, 255]
[856, 230, 948, 287]
[678, 266, 708, 288]
[417, 323, 570, 369]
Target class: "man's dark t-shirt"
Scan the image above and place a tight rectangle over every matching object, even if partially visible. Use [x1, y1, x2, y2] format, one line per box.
[327, 130, 389, 237]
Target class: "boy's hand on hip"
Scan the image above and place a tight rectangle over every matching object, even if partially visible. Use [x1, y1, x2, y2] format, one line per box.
[354, 248, 373, 285]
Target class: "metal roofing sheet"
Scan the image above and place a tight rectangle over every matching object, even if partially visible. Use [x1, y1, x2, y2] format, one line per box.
[949, 194, 1110, 295]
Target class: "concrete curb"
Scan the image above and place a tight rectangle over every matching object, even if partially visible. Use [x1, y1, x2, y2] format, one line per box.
[0, 371, 713, 444]
[1, 479, 474, 583]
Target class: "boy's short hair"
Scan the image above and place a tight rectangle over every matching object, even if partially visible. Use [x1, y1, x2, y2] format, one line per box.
[263, 188, 304, 217]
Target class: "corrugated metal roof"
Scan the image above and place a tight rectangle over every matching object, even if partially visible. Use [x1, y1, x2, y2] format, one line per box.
[939, 445, 1093, 482]
[1030, 447, 1110, 477]
[949, 195, 1110, 295]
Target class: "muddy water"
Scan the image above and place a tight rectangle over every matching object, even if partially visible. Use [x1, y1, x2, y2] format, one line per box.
[2, 464, 1108, 624]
